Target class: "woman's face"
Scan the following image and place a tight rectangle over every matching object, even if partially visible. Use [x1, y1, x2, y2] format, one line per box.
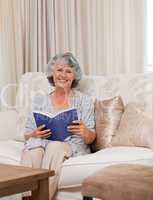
[52, 64, 75, 89]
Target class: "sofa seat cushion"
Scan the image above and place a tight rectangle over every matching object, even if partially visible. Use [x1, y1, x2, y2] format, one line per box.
[1, 141, 153, 190]
[59, 146, 153, 189]
[0, 141, 24, 165]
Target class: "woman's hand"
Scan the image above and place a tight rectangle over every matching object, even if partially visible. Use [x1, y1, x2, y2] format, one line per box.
[25, 125, 51, 140]
[67, 120, 87, 137]
[67, 120, 96, 144]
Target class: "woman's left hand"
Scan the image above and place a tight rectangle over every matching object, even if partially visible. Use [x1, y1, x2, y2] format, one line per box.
[68, 120, 96, 144]
[67, 120, 87, 137]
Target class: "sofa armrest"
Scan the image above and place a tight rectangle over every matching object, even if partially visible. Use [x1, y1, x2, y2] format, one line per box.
[0, 110, 17, 140]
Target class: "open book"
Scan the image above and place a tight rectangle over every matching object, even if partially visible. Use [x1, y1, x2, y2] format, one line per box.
[33, 108, 78, 141]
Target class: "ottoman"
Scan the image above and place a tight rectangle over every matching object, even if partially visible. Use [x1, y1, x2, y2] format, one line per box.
[82, 164, 153, 200]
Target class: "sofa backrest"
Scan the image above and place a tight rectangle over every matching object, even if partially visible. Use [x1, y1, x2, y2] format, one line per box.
[16, 72, 153, 115]
[79, 74, 153, 118]
[15, 72, 153, 141]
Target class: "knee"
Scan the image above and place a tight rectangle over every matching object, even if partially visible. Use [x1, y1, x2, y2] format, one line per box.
[21, 147, 44, 167]
[30, 148, 44, 155]
[46, 141, 63, 152]
[45, 141, 72, 157]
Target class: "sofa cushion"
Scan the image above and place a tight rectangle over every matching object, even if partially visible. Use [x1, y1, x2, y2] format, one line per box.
[112, 103, 153, 148]
[0, 141, 24, 165]
[79, 74, 153, 119]
[0, 110, 18, 140]
[59, 146, 153, 189]
[95, 96, 124, 149]
[0, 141, 153, 189]
[16, 73, 153, 142]
[15, 72, 53, 142]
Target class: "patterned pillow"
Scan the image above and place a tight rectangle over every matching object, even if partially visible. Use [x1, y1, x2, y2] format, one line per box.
[111, 102, 153, 149]
[95, 96, 124, 150]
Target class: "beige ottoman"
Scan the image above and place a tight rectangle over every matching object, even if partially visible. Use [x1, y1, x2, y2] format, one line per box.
[82, 164, 153, 200]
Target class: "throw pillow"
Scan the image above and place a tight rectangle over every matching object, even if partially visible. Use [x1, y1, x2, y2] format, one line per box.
[95, 96, 124, 150]
[111, 102, 153, 148]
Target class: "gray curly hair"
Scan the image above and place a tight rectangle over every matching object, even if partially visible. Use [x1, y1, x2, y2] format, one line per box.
[46, 52, 82, 88]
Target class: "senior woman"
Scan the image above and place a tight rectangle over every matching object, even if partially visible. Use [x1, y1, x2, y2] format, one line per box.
[21, 52, 96, 200]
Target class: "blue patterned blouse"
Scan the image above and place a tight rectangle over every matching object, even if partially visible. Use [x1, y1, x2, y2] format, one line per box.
[24, 90, 95, 157]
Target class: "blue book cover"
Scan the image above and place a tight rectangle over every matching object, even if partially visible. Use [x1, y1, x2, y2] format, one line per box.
[33, 108, 78, 141]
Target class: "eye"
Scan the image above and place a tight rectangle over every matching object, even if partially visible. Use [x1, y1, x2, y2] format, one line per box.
[66, 70, 73, 74]
[57, 68, 63, 72]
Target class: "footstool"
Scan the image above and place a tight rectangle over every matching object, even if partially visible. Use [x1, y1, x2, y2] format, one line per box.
[82, 164, 153, 200]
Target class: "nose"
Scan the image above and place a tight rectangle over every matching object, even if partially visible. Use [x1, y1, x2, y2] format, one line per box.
[60, 71, 67, 77]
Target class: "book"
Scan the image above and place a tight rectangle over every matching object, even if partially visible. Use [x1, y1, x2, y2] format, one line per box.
[33, 108, 78, 141]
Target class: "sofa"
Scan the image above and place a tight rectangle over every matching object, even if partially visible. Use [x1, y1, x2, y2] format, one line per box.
[1, 72, 153, 200]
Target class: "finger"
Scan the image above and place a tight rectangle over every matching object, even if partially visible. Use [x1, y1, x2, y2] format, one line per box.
[72, 120, 81, 124]
[68, 128, 81, 132]
[68, 125, 81, 129]
[36, 129, 50, 136]
[37, 132, 51, 138]
[41, 132, 51, 138]
[37, 124, 46, 131]
[70, 131, 83, 136]
[68, 127, 80, 131]
[41, 129, 51, 134]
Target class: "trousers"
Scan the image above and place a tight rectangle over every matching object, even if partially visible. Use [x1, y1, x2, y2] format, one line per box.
[21, 141, 72, 200]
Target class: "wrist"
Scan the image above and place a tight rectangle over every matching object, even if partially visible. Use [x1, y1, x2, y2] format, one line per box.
[30, 131, 35, 138]
[83, 129, 88, 143]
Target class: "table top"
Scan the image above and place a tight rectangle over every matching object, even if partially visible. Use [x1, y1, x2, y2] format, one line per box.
[0, 164, 54, 189]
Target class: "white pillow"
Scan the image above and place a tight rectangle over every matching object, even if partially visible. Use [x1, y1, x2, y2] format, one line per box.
[111, 103, 153, 149]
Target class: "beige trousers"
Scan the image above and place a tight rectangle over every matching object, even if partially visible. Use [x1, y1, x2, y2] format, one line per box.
[21, 141, 72, 200]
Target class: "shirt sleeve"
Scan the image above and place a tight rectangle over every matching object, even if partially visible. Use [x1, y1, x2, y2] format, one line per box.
[24, 94, 45, 134]
[24, 111, 37, 133]
[81, 95, 95, 132]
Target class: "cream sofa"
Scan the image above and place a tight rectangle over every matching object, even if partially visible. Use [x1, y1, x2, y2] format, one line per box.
[1, 72, 153, 200]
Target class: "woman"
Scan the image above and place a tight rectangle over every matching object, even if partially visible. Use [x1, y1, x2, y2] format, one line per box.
[21, 52, 96, 200]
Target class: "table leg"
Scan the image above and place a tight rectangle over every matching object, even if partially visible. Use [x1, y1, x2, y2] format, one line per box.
[32, 178, 49, 200]
[22, 197, 32, 200]
[83, 197, 93, 200]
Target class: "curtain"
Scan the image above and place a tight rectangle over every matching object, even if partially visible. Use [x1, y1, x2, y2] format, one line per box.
[0, 0, 48, 110]
[19, 0, 146, 74]
[0, 0, 146, 110]
[50, 0, 146, 75]
[21, 0, 48, 72]
[0, 0, 24, 110]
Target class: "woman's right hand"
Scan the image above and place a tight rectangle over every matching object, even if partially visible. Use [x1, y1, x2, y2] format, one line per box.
[25, 125, 51, 140]
[31, 125, 51, 138]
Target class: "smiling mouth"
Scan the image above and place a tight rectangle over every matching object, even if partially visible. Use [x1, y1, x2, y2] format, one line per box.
[58, 80, 68, 83]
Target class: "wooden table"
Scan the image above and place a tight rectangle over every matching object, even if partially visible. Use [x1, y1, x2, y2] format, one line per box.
[0, 164, 54, 200]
